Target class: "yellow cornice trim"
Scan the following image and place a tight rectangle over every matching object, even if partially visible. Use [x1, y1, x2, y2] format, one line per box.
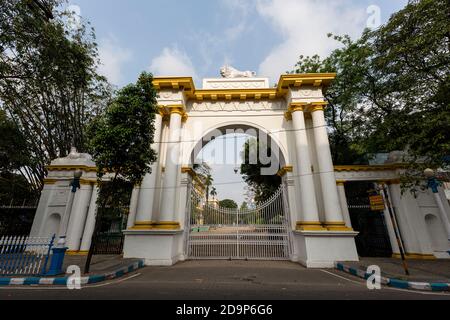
[191, 88, 281, 101]
[278, 73, 336, 91]
[46, 165, 97, 172]
[153, 74, 336, 103]
[153, 77, 195, 93]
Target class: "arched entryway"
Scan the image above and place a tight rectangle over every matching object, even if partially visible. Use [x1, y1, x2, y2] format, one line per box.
[185, 124, 293, 260]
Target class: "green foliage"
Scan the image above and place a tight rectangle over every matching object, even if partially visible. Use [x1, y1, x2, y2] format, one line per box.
[219, 199, 238, 209]
[0, 110, 29, 171]
[87, 71, 158, 208]
[0, 0, 111, 191]
[240, 138, 282, 204]
[240, 202, 249, 211]
[0, 172, 36, 205]
[291, 0, 450, 173]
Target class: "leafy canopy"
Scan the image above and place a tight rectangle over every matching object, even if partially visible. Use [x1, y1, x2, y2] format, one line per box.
[291, 0, 450, 174]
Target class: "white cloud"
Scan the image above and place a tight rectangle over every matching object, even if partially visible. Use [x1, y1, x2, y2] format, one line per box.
[98, 35, 132, 85]
[256, 0, 366, 81]
[149, 46, 198, 79]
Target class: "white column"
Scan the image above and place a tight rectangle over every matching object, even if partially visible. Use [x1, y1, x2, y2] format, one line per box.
[80, 185, 99, 252]
[337, 182, 353, 228]
[290, 106, 323, 231]
[158, 108, 183, 229]
[311, 105, 348, 231]
[434, 192, 450, 241]
[127, 187, 140, 229]
[66, 183, 93, 251]
[377, 183, 400, 254]
[134, 113, 164, 229]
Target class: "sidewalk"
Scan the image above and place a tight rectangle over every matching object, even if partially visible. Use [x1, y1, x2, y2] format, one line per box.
[62, 255, 141, 276]
[336, 258, 450, 292]
[343, 258, 450, 283]
[0, 255, 145, 286]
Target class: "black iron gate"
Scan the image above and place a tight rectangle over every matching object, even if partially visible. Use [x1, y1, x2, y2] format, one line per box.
[92, 207, 127, 255]
[346, 182, 393, 258]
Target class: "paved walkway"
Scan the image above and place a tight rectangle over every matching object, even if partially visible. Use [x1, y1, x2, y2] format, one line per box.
[1, 261, 449, 300]
[342, 258, 450, 283]
[62, 255, 140, 275]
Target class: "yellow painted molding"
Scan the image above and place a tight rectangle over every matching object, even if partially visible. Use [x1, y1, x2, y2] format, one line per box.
[153, 74, 336, 103]
[192, 88, 281, 101]
[278, 74, 336, 92]
[285, 101, 329, 121]
[296, 221, 328, 231]
[66, 250, 88, 256]
[334, 165, 406, 172]
[152, 221, 181, 230]
[153, 77, 195, 93]
[392, 253, 436, 260]
[46, 165, 97, 172]
[131, 221, 154, 230]
[324, 222, 354, 232]
[277, 166, 294, 177]
[336, 180, 346, 186]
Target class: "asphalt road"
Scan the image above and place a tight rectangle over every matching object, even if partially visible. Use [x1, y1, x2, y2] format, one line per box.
[0, 261, 449, 300]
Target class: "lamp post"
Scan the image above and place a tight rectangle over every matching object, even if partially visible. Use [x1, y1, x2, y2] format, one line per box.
[424, 169, 450, 241]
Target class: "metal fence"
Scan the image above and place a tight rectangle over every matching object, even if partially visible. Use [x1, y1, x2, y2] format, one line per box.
[187, 186, 292, 260]
[0, 235, 55, 276]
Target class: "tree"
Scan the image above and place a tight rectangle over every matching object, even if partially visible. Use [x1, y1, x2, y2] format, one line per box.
[204, 174, 214, 203]
[0, 0, 111, 192]
[219, 199, 238, 209]
[210, 187, 217, 200]
[0, 110, 36, 204]
[240, 138, 282, 204]
[240, 202, 249, 211]
[291, 0, 450, 177]
[85, 72, 158, 272]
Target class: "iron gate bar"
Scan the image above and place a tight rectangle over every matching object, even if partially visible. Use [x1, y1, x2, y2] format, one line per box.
[187, 185, 292, 260]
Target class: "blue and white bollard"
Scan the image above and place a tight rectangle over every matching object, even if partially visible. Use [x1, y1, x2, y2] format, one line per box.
[45, 247, 68, 276]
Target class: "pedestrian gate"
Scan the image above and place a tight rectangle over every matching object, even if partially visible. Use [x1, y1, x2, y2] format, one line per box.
[186, 186, 292, 260]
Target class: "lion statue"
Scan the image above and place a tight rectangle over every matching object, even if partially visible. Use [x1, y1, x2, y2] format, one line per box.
[220, 65, 256, 78]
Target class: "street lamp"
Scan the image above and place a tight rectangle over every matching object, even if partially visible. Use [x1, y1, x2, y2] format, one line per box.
[424, 168, 450, 241]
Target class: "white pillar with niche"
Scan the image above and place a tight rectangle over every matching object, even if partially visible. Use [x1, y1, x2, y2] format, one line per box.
[123, 98, 188, 266]
[286, 85, 359, 268]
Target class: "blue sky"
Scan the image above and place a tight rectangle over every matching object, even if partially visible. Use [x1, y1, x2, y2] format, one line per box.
[69, 0, 407, 87]
[67, 0, 408, 203]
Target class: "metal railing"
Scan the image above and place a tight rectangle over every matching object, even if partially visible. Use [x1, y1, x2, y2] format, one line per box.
[187, 186, 292, 260]
[0, 235, 55, 276]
